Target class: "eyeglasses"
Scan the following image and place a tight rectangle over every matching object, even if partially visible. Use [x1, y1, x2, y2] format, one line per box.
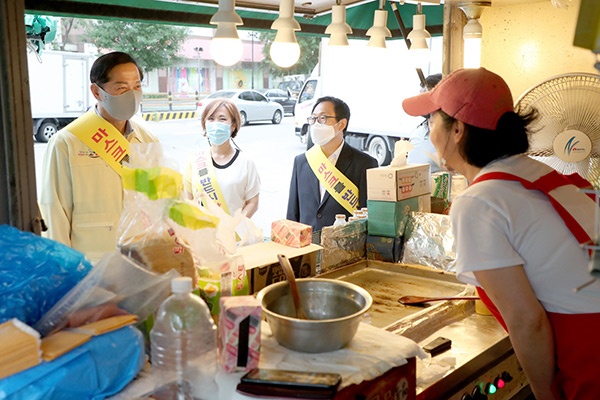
[307, 115, 337, 125]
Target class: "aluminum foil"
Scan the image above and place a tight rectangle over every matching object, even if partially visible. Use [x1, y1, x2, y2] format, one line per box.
[401, 212, 456, 272]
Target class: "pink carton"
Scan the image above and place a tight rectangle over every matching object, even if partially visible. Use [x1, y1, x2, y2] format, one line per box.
[218, 295, 261, 373]
[271, 219, 312, 248]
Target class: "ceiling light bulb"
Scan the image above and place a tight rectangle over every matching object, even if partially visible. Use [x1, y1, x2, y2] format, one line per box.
[210, 0, 244, 67]
[270, 29, 301, 68]
[464, 37, 482, 68]
[367, 9, 392, 48]
[211, 23, 243, 66]
[463, 18, 483, 39]
[409, 37, 430, 70]
[270, 0, 301, 68]
[325, 4, 353, 46]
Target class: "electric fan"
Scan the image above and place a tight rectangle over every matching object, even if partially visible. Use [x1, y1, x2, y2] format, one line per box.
[515, 73, 600, 188]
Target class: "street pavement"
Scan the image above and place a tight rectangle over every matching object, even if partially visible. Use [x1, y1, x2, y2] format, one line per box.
[33, 116, 305, 237]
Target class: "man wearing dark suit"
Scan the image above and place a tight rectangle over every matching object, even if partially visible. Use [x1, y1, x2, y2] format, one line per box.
[286, 96, 378, 232]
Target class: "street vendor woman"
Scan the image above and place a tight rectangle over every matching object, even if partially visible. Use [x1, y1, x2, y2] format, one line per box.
[286, 96, 378, 232]
[402, 67, 600, 399]
[40, 51, 158, 263]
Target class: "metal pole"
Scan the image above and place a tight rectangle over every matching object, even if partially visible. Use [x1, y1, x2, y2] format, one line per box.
[390, 2, 426, 87]
[251, 33, 255, 89]
[194, 46, 203, 94]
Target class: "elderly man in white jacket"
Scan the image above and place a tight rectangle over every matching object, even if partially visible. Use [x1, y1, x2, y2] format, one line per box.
[40, 51, 158, 263]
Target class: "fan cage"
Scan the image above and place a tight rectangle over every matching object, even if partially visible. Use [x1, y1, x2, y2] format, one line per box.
[516, 73, 600, 188]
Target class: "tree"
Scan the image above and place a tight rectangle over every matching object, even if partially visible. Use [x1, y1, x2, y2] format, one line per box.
[258, 31, 320, 77]
[81, 20, 188, 73]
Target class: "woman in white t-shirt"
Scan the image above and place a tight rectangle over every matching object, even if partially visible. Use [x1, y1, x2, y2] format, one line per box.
[184, 99, 260, 217]
[402, 68, 600, 400]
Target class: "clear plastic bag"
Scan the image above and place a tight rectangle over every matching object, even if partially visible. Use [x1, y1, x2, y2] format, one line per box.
[117, 143, 197, 283]
[34, 251, 177, 336]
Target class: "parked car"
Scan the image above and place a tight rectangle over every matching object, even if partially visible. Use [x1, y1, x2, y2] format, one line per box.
[259, 88, 296, 116]
[197, 89, 284, 125]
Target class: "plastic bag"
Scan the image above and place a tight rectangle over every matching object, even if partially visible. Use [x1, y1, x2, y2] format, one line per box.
[0, 225, 93, 326]
[0, 326, 144, 400]
[168, 199, 250, 317]
[234, 209, 265, 247]
[117, 143, 197, 282]
[34, 252, 177, 336]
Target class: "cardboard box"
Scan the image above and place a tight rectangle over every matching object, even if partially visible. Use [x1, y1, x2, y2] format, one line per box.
[236, 241, 321, 294]
[367, 196, 431, 237]
[366, 235, 403, 263]
[367, 164, 431, 201]
[271, 219, 313, 248]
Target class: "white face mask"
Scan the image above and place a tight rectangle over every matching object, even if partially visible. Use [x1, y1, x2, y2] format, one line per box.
[310, 123, 337, 146]
[95, 84, 142, 121]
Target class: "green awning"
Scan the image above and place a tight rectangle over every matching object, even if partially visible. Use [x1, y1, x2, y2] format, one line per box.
[24, 0, 443, 38]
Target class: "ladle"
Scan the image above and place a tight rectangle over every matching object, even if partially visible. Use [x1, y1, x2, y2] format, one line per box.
[398, 295, 480, 306]
[278, 254, 308, 319]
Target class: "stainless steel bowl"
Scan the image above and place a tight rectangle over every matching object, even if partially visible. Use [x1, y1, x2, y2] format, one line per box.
[256, 278, 373, 353]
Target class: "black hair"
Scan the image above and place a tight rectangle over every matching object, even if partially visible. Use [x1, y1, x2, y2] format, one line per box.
[438, 106, 539, 168]
[422, 73, 443, 91]
[312, 96, 351, 133]
[90, 51, 143, 87]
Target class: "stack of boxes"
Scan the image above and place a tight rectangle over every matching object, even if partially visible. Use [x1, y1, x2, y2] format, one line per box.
[365, 164, 431, 262]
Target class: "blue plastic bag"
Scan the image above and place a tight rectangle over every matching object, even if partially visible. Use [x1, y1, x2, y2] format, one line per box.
[0, 225, 93, 327]
[0, 326, 145, 400]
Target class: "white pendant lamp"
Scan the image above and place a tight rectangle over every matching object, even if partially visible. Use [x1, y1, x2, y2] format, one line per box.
[325, 3, 353, 46]
[458, 1, 491, 68]
[367, 8, 392, 48]
[407, 4, 431, 69]
[270, 0, 301, 68]
[210, 0, 244, 67]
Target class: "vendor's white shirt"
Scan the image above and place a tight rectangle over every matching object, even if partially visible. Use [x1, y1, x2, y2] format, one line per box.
[451, 155, 600, 314]
[184, 149, 260, 216]
[39, 112, 158, 263]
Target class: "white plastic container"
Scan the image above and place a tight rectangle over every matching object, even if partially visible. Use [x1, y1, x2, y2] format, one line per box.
[150, 277, 218, 399]
[333, 214, 347, 227]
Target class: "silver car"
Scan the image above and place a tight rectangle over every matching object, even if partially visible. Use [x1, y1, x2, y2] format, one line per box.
[197, 89, 284, 125]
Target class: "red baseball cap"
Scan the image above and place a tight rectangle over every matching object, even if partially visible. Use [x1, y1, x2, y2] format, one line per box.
[402, 68, 514, 130]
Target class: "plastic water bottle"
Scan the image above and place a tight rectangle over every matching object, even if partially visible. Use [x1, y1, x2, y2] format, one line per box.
[150, 277, 218, 400]
[333, 214, 347, 227]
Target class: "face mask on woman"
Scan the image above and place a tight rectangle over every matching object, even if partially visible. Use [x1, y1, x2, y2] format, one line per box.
[310, 122, 338, 146]
[95, 84, 142, 121]
[206, 121, 231, 145]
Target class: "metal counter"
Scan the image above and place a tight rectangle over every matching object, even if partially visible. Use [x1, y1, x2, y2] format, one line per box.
[320, 260, 532, 400]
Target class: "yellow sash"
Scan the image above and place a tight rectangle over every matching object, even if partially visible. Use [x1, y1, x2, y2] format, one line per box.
[306, 145, 360, 214]
[67, 111, 130, 176]
[192, 150, 231, 215]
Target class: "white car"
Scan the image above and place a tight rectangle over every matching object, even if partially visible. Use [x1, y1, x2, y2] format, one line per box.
[197, 89, 284, 126]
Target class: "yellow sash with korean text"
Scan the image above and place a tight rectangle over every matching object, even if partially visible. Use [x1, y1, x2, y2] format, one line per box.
[192, 151, 231, 215]
[67, 111, 129, 176]
[306, 145, 359, 214]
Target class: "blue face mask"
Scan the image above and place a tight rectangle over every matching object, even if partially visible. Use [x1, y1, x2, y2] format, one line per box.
[205, 122, 231, 145]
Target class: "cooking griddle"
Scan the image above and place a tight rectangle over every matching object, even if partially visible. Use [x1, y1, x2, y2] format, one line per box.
[319, 261, 475, 342]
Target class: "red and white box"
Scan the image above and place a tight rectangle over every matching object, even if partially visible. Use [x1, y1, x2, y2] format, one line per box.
[270, 219, 312, 248]
[218, 296, 262, 373]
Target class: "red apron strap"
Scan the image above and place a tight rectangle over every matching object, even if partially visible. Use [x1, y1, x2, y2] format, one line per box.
[475, 287, 508, 331]
[472, 171, 592, 245]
